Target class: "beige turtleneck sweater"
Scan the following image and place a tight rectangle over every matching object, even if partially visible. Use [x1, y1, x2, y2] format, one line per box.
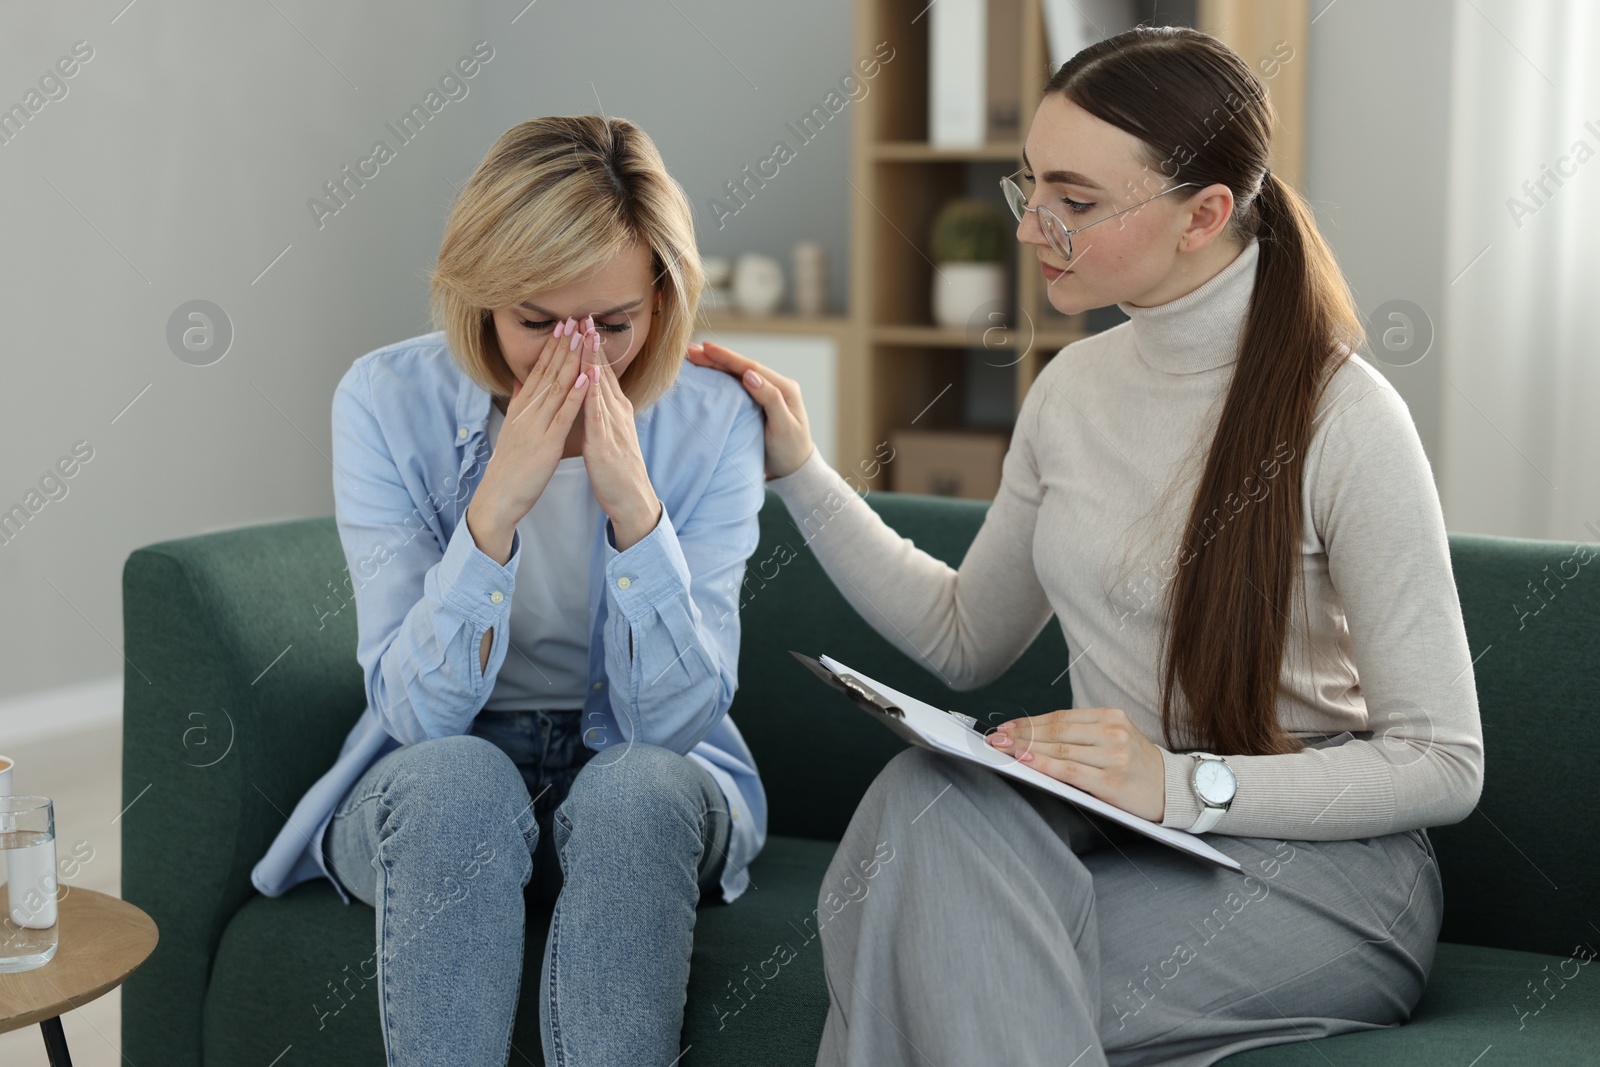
[767, 238, 1484, 840]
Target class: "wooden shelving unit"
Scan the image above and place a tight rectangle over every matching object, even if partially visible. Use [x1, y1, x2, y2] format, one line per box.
[838, 0, 1310, 484]
[698, 308, 854, 338]
[696, 2, 1309, 485]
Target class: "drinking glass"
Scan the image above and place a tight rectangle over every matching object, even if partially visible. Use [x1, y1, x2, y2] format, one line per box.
[0, 795, 58, 972]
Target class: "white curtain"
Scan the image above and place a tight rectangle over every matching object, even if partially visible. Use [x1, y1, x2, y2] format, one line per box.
[1442, 0, 1600, 542]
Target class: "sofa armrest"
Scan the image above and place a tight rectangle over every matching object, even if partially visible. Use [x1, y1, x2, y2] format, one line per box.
[121, 516, 363, 1067]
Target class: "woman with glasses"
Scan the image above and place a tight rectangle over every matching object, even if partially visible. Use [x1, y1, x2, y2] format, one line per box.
[251, 115, 767, 1066]
[690, 25, 1481, 1067]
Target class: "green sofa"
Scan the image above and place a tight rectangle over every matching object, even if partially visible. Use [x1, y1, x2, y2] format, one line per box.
[121, 491, 1599, 1064]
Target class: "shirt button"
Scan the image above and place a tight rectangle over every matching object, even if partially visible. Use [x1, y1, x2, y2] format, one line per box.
[617, 576, 632, 590]
[592, 681, 604, 691]
[489, 591, 504, 604]
[457, 427, 469, 439]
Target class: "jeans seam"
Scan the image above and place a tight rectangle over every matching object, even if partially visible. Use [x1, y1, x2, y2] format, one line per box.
[375, 825, 397, 1057]
[547, 809, 571, 1066]
[496, 910, 526, 1065]
[324, 794, 386, 901]
[546, 905, 565, 1066]
[698, 807, 713, 887]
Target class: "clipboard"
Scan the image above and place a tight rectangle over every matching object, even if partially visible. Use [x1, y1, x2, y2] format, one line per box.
[792, 651, 1243, 872]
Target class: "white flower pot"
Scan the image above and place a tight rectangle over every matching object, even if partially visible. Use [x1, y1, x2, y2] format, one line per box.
[932, 262, 1004, 329]
[733, 254, 786, 316]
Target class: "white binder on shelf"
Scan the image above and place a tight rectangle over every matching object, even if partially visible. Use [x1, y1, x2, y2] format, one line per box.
[793, 651, 1243, 872]
[928, 0, 986, 147]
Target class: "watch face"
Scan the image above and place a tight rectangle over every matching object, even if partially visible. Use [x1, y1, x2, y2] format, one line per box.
[1195, 759, 1236, 805]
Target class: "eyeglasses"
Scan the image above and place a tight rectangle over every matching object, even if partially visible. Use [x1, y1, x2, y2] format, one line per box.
[1000, 168, 1201, 264]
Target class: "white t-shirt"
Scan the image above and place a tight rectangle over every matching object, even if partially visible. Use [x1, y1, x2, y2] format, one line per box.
[480, 401, 599, 711]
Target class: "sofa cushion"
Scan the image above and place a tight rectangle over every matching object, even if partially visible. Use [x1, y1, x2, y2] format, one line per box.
[1220, 940, 1600, 1064]
[203, 835, 838, 1066]
[204, 835, 1599, 1067]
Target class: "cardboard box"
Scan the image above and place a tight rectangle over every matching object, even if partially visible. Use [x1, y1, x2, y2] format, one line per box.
[889, 429, 1009, 500]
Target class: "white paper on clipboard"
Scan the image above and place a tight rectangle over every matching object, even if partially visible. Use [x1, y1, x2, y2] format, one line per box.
[812, 653, 1243, 873]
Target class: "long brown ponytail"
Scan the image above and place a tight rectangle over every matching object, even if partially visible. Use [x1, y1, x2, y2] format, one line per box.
[1044, 28, 1367, 756]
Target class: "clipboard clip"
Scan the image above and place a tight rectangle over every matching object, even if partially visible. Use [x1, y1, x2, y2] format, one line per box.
[790, 650, 983, 732]
[789, 650, 905, 721]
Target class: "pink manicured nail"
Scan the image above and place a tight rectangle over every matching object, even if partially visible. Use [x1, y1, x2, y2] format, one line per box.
[743, 369, 762, 388]
[572, 372, 588, 390]
[569, 327, 583, 351]
[587, 330, 601, 352]
[583, 314, 594, 332]
[553, 319, 565, 338]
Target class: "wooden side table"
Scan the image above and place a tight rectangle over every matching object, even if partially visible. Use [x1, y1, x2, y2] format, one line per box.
[0, 888, 159, 1067]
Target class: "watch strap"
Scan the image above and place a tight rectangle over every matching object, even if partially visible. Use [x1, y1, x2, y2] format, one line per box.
[1189, 803, 1225, 834]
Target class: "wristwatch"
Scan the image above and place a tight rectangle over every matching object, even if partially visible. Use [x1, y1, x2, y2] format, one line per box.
[1188, 752, 1236, 834]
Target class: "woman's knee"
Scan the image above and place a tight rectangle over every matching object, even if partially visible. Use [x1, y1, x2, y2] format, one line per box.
[867, 745, 995, 816]
[882, 745, 952, 785]
[841, 748, 985, 861]
[557, 741, 706, 839]
[851, 746, 1097, 886]
[379, 733, 538, 853]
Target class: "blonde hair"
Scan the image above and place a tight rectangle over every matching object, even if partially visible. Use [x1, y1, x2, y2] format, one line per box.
[429, 115, 704, 410]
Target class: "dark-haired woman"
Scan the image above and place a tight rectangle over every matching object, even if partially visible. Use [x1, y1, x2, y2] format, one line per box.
[690, 26, 1482, 1067]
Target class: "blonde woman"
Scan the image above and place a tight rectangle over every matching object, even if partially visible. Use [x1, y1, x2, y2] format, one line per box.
[691, 26, 1482, 1067]
[251, 115, 767, 1065]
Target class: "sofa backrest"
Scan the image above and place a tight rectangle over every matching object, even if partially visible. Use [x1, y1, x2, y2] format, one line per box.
[732, 491, 1069, 840]
[735, 492, 1600, 958]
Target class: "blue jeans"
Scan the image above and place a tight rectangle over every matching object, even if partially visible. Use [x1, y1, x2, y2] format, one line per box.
[323, 708, 732, 1066]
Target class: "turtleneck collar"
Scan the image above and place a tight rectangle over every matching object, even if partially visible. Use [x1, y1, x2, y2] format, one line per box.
[1116, 237, 1260, 376]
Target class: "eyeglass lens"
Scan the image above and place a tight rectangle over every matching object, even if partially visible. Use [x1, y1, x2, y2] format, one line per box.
[1004, 175, 1073, 261]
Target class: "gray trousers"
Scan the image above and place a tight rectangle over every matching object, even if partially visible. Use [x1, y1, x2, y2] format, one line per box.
[815, 747, 1442, 1067]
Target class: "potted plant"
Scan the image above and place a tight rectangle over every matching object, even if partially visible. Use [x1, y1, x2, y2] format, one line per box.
[929, 199, 1006, 329]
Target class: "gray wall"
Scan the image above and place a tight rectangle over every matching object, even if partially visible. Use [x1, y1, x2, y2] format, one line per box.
[471, 0, 856, 315]
[1304, 0, 1455, 470]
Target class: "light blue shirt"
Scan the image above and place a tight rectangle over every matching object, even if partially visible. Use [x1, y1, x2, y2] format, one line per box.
[250, 330, 769, 905]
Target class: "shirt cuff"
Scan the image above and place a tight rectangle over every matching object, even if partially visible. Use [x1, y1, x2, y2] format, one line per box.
[1159, 748, 1203, 830]
[603, 504, 692, 621]
[435, 516, 520, 629]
